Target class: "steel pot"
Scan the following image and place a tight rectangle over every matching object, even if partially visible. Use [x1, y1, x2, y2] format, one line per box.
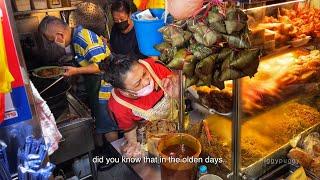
[40, 79, 71, 119]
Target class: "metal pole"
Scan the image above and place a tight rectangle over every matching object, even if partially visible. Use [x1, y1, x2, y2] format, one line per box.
[232, 79, 241, 180]
[178, 70, 184, 133]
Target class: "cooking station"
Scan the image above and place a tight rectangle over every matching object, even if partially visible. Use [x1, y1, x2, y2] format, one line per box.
[49, 92, 97, 179]
[32, 73, 98, 179]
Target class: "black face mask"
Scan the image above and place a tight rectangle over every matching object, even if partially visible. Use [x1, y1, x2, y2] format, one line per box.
[115, 20, 129, 31]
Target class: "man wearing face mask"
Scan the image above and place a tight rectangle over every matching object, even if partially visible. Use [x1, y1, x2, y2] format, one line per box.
[38, 16, 119, 143]
[109, 0, 146, 59]
[102, 54, 179, 157]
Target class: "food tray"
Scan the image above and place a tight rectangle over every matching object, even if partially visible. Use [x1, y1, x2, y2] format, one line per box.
[259, 163, 318, 180]
[241, 122, 320, 179]
[290, 36, 312, 48]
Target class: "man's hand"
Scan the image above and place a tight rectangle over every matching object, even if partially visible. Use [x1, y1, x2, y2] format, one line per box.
[162, 73, 180, 99]
[100, 36, 108, 45]
[63, 66, 79, 77]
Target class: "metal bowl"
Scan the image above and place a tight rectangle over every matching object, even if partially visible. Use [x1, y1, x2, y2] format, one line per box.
[32, 66, 65, 79]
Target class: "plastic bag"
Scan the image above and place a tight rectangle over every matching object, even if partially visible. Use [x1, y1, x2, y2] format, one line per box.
[167, 0, 204, 20]
[303, 132, 320, 157]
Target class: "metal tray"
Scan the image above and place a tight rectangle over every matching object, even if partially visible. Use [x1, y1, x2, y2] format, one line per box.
[259, 163, 318, 180]
[241, 122, 320, 179]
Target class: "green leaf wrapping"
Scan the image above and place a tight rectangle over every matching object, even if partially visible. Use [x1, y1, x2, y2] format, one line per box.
[167, 49, 194, 70]
[196, 75, 212, 86]
[230, 49, 261, 70]
[185, 76, 198, 88]
[241, 55, 260, 78]
[225, 20, 245, 34]
[221, 51, 235, 71]
[158, 26, 191, 48]
[183, 60, 197, 77]
[226, 8, 248, 22]
[195, 55, 217, 77]
[220, 68, 245, 81]
[189, 43, 212, 60]
[223, 34, 250, 49]
[154, 42, 171, 52]
[193, 23, 221, 47]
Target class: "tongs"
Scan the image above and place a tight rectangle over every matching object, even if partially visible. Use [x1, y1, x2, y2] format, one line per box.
[202, 119, 213, 146]
[39, 76, 64, 95]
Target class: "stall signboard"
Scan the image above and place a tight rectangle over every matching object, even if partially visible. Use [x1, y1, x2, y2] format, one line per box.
[0, 1, 32, 127]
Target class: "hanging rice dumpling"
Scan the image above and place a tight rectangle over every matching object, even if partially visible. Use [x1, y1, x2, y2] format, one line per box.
[223, 35, 250, 49]
[189, 43, 212, 59]
[193, 23, 221, 47]
[241, 56, 260, 78]
[208, 9, 227, 33]
[160, 53, 168, 63]
[242, 24, 250, 35]
[211, 69, 225, 90]
[187, 19, 198, 32]
[212, 80, 225, 90]
[217, 48, 233, 62]
[196, 75, 212, 86]
[155, 42, 171, 52]
[220, 68, 245, 81]
[225, 20, 245, 34]
[195, 55, 217, 76]
[167, 48, 194, 69]
[221, 51, 235, 71]
[230, 49, 261, 70]
[185, 76, 198, 88]
[208, 7, 226, 32]
[209, 21, 227, 34]
[226, 8, 248, 22]
[159, 47, 177, 64]
[184, 31, 192, 42]
[183, 60, 197, 77]
[159, 25, 190, 48]
[208, 7, 224, 22]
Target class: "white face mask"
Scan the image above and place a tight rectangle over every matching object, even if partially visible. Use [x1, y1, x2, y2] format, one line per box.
[132, 79, 154, 97]
[55, 36, 65, 48]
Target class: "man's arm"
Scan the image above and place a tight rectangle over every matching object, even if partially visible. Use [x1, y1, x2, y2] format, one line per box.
[63, 63, 100, 76]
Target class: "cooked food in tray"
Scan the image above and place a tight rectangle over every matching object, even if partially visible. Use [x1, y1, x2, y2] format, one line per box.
[33, 66, 64, 78]
[198, 100, 320, 168]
